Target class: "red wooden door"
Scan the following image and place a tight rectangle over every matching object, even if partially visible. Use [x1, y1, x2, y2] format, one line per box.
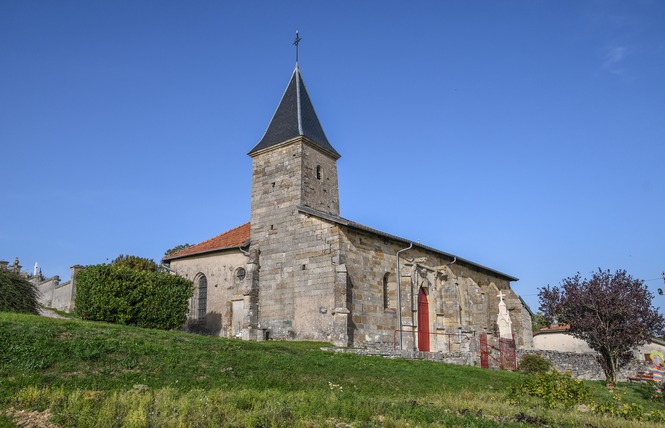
[418, 287, 430, 352]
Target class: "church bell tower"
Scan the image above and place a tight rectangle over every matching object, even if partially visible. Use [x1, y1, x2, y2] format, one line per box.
[248, 62, 341, 231]
[246, 60, 341, 339]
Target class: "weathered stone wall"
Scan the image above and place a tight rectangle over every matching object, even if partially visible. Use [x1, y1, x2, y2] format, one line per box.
[168, 251, 248, 336]
[250, 142, 303, 338]
[323, 347, 481, 367]
[287, 214, 339, 342]
[340, 228, 402, 349]
[518, 305, 534, 349]
[51, 280, 75, 312]
[35, 265, 81, 312]
[37, 277, 74, 312]
[36, 277, 59, 308]
[531, 332, 665, 380]
[327, 348, 657, 382]
[339, 227, 532, 351]
[301, 142, 339, 216]
[517, 349, 657, 381]
[37, 276, 76, 312]
[249, 139, 341, 341]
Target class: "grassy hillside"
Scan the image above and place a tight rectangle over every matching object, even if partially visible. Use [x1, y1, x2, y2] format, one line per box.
[0, 312, 663, 427]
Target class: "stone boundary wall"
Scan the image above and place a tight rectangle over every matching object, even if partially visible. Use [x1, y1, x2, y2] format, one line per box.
[321, 347, 480, 368]
[517, 350, 650, 381]
[38, 278, 75, 313]
[50, 280, 75, 313]
[323, 347, 652, 382]
[36, 277, 59, 308]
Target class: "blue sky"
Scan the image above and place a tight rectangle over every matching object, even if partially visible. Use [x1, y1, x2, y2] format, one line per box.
[2, 1, 664, 315]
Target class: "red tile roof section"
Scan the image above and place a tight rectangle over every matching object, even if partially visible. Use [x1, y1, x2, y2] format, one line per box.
[534, 325, 570, 335]
[163, 222, 250, 261]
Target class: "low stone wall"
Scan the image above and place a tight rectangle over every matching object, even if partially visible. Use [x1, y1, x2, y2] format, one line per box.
[322, 347, 480, 367]
[517, 350, 649, 381]
[323, 347, 651, 382]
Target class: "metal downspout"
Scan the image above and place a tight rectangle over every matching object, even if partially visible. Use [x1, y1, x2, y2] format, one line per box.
[396, 242, 413, 351]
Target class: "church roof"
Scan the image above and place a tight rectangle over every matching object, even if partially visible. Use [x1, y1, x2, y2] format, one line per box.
[248, 64, 340, 158]
[162, 222, 250, 261]
[168, 210, 518, 282]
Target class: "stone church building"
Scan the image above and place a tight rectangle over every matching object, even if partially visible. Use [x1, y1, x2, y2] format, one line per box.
[163, 62, 533, 351]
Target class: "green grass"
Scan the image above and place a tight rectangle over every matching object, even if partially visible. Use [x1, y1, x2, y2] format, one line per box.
[1, 312, 663, 427]
[41, 307, 79, 319]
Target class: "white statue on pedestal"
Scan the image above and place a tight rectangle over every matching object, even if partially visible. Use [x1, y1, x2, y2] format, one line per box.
[496, 291, 513, 339]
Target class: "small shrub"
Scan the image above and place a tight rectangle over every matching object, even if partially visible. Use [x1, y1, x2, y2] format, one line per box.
[593, 393, 645, 421]
[508, 369, 590, 409]
[0, 269, 40, 314]
[646, 379, 665, 402]
[650, 409, 665, 423]
[517, 354, 552, 375]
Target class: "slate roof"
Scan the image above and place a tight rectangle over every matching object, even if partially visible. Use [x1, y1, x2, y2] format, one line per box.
[248, 64, 340, 158]
[162, 223, 250, 261]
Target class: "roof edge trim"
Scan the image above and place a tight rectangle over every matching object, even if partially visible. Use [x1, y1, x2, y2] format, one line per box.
[163, 240, 250, 262]
[248, 135, 341, 160]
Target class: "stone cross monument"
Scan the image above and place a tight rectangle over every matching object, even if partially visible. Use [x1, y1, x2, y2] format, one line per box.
[496, 291, 513, 339]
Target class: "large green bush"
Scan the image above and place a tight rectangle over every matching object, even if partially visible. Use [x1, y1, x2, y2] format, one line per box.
[0, 269, 40, 314]
[75, 264, 193, 330]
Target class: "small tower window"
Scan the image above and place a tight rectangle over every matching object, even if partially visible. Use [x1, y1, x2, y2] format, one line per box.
[316, 165, 322, 180]
[236, 268, 246, 281]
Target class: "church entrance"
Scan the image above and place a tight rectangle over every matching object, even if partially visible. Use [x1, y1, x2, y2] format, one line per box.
[418, 287, 430, 352]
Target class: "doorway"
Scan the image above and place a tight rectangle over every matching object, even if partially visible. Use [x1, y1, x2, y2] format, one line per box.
[418, 287, 430, 352]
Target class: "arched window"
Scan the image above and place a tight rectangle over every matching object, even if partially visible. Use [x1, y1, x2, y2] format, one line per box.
[234, 267, 246, 289]
[191, 274, 207, 322]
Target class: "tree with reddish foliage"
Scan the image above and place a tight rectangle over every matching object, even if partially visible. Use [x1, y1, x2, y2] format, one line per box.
[539, 269, 665, 388]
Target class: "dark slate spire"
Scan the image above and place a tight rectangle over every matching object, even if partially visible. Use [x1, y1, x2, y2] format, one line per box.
[249, 64, 340, 158]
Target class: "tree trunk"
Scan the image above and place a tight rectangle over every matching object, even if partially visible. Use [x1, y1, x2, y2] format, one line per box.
[600, 351, 618, 389]
[605, 356, 618, 389]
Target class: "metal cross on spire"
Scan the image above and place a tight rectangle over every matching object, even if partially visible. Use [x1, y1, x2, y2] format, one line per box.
[293, 30, 302, 63]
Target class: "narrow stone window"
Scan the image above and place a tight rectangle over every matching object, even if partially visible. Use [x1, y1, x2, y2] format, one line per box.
[383, 273, 390, 309]
[316, 165, 322, 180]
[383, 272, 396, 310]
